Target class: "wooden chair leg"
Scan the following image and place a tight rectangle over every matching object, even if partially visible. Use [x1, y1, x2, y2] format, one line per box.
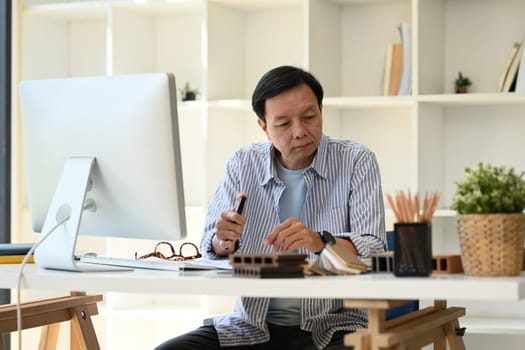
[39, 323, 61, 350]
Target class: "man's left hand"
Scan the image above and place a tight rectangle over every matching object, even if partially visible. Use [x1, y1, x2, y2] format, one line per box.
[263, 217, 324, 253]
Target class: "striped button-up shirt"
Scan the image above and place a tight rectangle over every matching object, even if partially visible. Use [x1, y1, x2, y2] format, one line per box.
[201, 134, 386, 349]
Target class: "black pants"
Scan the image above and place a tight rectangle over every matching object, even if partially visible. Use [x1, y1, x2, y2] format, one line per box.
[154, 324, 353, 350]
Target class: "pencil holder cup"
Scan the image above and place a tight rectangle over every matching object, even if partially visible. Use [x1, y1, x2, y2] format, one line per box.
[393, 222, 432, 277]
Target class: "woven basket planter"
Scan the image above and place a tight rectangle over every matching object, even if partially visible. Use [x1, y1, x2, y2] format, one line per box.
[456, 213, 525, 276]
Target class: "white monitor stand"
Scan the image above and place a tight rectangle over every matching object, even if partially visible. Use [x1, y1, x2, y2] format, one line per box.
[34, 157, 128, 272]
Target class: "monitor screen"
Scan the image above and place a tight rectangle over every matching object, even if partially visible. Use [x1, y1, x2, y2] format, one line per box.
[19, 73, 187, 270]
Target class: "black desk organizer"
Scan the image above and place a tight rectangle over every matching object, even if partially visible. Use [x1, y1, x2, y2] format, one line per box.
[230, 253, 307, 278]
[393, 222, 432, 276]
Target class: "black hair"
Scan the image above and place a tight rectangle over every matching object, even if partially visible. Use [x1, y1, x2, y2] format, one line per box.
[251, 66, 323, 122]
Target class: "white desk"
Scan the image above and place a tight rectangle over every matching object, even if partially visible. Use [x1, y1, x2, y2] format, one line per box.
[1, 265, 525, 350]
[0, 265, 524, 301]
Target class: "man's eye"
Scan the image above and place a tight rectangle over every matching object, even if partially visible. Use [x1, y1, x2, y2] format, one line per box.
[276, 122, 289, 127]
[302, 116, 315, 123]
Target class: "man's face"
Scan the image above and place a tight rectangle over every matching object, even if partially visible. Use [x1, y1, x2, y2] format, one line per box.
[258, 84, 323, 170]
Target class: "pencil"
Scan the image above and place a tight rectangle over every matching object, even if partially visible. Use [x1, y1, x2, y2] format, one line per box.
[387, 190, 439, 223]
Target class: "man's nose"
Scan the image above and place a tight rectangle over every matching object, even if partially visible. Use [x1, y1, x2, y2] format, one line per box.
[291, 121, 307, 138]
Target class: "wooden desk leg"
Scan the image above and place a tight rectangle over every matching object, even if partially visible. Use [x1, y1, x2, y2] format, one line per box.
[69, 304, 100, 350]
[368, 308, 386, 334]
[39, 323, 61, 350]
[433, 300, 446, 350]
[345, 329, 370, 350]
[444, 318, 466, 350]
[68, 291, 99, 350]
[368, 308, 386, 350]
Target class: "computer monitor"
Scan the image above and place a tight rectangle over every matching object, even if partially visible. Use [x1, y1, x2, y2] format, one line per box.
[19, 73, 187, 271]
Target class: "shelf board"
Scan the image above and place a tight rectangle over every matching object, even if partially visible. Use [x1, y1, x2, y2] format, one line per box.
[178, 100, 204, 112]
[210, 0, 302, 11]
[207, 99, 251, 111]
[113, 0, 203, 16]
[175, 94, 525, 111]
[24, 0, 204, 19]
[23, 0, 409, 18]
[206, 94, 525, 110]
[418, 93, 525, 106]
[330, 0, 409, 5]
[323, 96, 413, 109]
[207, 97, 415, 111]
[207, 97, 414, 110]
[23, 1, 108, 20]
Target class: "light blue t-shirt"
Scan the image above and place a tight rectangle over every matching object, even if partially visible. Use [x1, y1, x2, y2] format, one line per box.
[276, 160, 308, 222]
[266, 160, 308, 326]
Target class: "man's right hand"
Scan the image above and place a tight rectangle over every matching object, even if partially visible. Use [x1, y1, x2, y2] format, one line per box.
[212, 194, 247, 256]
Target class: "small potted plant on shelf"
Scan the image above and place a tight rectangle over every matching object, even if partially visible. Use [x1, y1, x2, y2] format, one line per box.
[451, 162, 525, 276]
[454, 72, 471, 93]
[179, 82, 199, 101]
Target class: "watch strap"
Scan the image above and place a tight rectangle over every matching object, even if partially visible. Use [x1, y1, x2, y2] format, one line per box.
[314, 230, 336, 254]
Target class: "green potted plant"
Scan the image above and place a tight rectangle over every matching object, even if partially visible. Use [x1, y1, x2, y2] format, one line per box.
[454, 72, 471, 93]
[451, 162, 525, 276]
[179, 82, 199, 101]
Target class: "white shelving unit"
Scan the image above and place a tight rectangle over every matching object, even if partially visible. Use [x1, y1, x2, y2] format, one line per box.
[13, 0, 525, 348]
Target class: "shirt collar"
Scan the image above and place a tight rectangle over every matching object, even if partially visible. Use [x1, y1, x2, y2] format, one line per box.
[310, 134, 328, 179]
[261, 146, 278, 186]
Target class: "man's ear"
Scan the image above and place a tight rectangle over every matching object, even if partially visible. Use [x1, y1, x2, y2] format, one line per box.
[257, 118, 269, 136]
[258, 119, 272, 140]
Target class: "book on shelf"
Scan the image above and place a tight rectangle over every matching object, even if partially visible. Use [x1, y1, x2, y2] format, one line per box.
[389, 43, 403, 96]
[0, 243, 35, 263]
[498, 42, 522, 92]
[514, 42, 525, 92]
[502, 43, 523, 92]
[397, 22, 411, 96]
[383, 43, 403, 96]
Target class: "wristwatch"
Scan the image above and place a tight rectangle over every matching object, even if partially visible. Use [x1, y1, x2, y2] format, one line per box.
[320, 231, 336, 245]
[315, 230, 336, 254]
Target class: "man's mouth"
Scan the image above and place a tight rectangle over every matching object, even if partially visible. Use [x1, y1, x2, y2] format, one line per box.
[295, 142, 312, 150]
